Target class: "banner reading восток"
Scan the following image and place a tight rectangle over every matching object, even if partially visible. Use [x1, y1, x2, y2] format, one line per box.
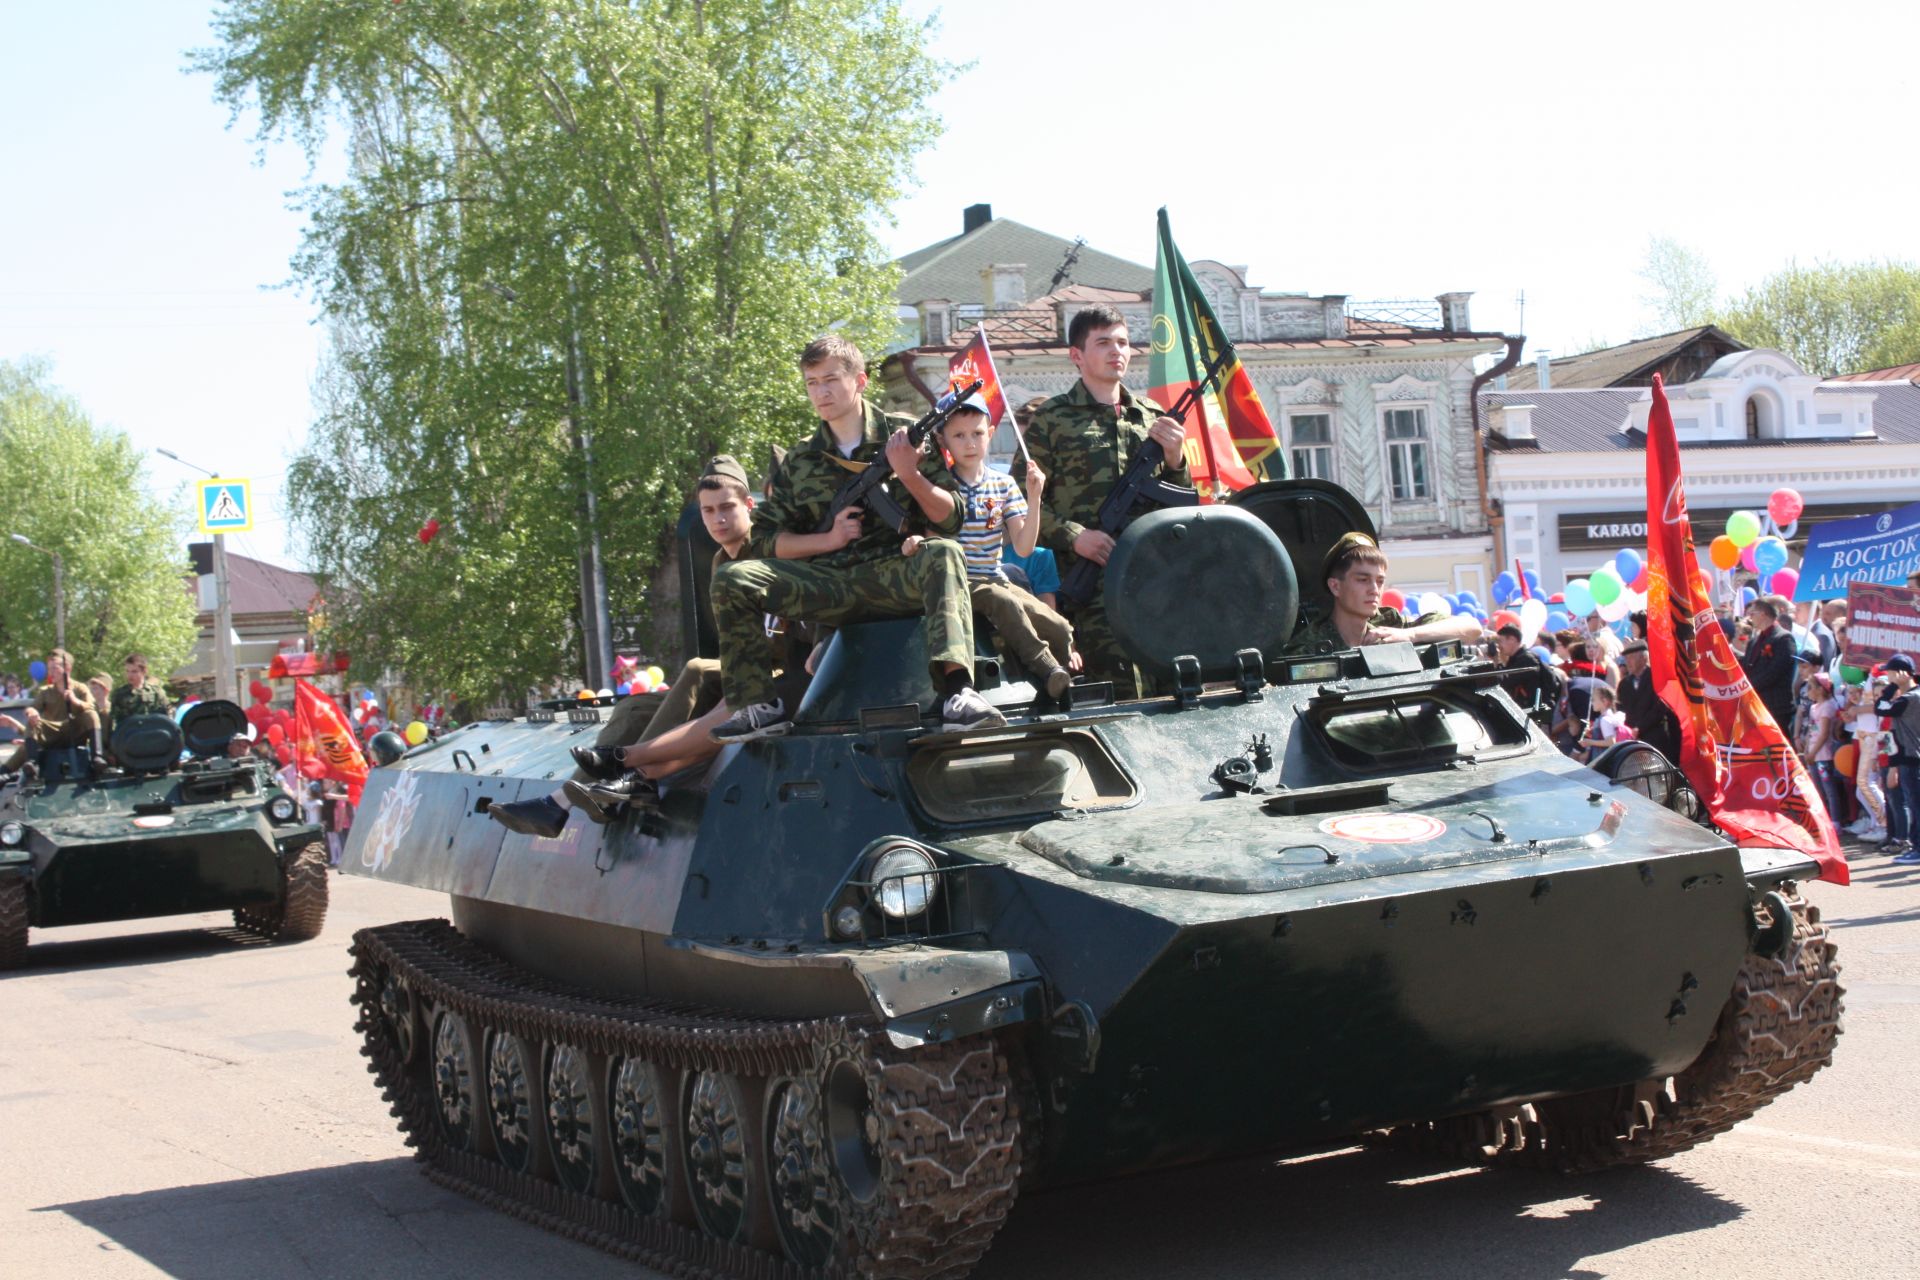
[1792, 498, 1920, 603]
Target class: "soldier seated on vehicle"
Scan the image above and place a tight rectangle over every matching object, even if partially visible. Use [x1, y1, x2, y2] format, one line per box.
[901, 392, 1077, 701]
[0, 648, 101, 783]
[490, 456, 815, 839]
[1283, 533, 1483, 657]
[108, 652, 172, 744]
[705, 334, 1003, 743]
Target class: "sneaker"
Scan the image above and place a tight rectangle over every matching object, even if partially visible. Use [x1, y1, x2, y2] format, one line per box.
[1859, 826, 1887, 843]
[711, 699, 789, 744]
[489, 794, 569, 839]
[1845, 816, 1873, 834]
[1038, 664, 1073, 701]
[570, 744, 627, 780]
[940, 687, 1008, 733]
[563, 774, 661, 825]
[1892, 849, 1920, 865]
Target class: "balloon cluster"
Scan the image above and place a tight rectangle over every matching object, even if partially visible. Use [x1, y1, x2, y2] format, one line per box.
[350, 688, 381, 732]
[1377, 588, 1491, 630]
[1708, 487, 1802, 596]
[245, 679, 298, 767]
[609, 660, 669, 698]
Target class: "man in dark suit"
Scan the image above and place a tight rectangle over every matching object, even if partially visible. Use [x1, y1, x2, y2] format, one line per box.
[1740, 598, 1798, 731]
[1617, 639, 1680, 762]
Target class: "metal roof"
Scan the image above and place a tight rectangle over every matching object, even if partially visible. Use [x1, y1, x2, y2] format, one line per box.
[896, 217, 1152, 306]
[1502, 326, 1746, 390]
[1482, 382, 1920, 453]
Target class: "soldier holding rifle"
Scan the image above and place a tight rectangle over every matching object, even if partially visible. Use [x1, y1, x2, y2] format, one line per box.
[1014, 304, 1189, 697]
[0, 647, 100, 782]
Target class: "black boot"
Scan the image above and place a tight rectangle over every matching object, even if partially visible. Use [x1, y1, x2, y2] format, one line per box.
[569, 744, 627, 780]
[563, 773, 661, 825]
[489, 794, 569, 839]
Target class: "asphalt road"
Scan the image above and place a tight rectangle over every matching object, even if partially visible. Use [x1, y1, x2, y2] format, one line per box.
[4, 843, 1917, 1280]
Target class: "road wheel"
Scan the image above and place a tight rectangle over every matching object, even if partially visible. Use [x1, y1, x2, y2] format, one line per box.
[430, 1007, 479, 1152]
[543, 1041, 598, 1195]
[764, 1074, 840, 1267]
[0, 875, 27, 970]
[684, 1069, 758, 1244]
[486, 1029, 539, 1175]
[609, 1056, 676, 1218]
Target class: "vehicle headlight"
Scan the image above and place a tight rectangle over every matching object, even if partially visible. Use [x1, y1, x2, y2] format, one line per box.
[0, 821, 23, 847]
[267, 796, 297, 823]
[869, 841, 938, 918]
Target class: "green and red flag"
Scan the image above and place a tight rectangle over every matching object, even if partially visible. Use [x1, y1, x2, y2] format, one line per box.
[1148, 208, 1282, 498]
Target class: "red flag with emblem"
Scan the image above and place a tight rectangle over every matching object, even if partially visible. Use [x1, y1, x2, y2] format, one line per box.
[294, 677, 369, 806]
[947, 329, 1010, 428]
[1644, 374, 1846, 884]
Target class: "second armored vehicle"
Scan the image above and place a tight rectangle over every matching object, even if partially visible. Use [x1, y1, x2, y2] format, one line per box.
[341, 480, 1840, 1279]
[0, 699, 329, 967]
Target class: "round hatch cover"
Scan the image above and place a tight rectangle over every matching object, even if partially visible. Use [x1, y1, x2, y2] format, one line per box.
[179, 699, 250, 759]
[110, 714, 184, 773]
[1227, 479, 1378, 620]
[1103, 505, 1298, 680]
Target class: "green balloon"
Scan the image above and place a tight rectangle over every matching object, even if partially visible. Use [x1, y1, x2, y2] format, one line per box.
[1839, 664, 1866, 686]
[1590, 567, 1622, 606]
[1726, 509, 1762, 548]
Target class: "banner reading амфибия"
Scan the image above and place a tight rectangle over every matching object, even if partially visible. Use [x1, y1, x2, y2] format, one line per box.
[1793, 498, 1920, 603]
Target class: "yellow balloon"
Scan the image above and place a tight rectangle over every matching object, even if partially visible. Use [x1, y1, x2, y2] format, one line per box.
[645, 665, 665, 687]
[404, 720, 429, 746]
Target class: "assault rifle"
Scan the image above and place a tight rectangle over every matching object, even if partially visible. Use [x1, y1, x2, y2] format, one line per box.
[1055, 351, 1233, 607]
[815, 379, 983, 535]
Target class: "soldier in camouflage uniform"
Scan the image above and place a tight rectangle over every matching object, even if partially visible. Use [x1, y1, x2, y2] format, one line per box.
[107, 653, 171, 740]
[1012, 305, 1189, 698]
[708, 336, 1004, 742]
[1283, 532, 1483, 656]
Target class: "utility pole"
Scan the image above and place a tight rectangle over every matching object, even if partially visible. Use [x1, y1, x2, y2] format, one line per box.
[8, 534, 64, 652]
[565, 280, 613, 689]
[156, 450, 239, 704]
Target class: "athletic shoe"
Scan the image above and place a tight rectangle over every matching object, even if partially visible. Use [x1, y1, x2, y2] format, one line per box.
[711, 699, 790, 743]
[1845, 816, 1873, 834]
[1892, 849, 1920, 865]
[1038, 664, 1073, 701]
[563, 774, 661, 825]
[489, 794, 569, 839]
[1859, 826, 1887, 843]
[569, 744, 627, 780]
[940, 687, 1008, 733]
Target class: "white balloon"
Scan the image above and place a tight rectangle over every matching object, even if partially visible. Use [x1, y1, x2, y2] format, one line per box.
[1415, 591, 1453, 618]
[1598, 595, 1631, 623]
[1518, 597, 1549, 640]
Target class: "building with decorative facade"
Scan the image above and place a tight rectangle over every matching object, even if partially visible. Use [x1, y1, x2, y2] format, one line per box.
[882, 206, 1520, 598]
[1482, 343, 1920, 589]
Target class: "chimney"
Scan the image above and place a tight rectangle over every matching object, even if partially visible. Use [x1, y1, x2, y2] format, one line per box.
[963, 203, 993, 234]
[1534, 349, 1552, 390]
[1436, 291, 1472, 333]
[1493, 403, 1536, 441]
[983, 263, 1027, 311]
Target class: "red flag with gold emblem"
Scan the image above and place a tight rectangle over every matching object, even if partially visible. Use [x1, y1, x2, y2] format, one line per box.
[947, 329, 1010, 429]
[294, 677, 370, 806]
[1644, 374, 1846, 884]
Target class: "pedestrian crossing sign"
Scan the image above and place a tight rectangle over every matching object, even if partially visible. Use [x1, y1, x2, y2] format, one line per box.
[198, 479, 253, 534]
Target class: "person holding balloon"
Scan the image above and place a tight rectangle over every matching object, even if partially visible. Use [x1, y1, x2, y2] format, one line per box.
[1282, 533, 1483, 657]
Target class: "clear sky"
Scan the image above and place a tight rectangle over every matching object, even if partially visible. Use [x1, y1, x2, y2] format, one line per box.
[5, 1, 1917, 569]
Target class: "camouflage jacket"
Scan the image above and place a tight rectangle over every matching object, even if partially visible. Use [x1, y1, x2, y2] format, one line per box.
[1012, 378, 1191, 568]
[109, 681, 171, 732]
[1283, 606, 1440, 657]
[748, 400, 963, 568]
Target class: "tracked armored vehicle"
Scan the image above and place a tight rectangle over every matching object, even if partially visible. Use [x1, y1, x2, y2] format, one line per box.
[343, 479, 1841, 1279]
[0, 700, 328, 967]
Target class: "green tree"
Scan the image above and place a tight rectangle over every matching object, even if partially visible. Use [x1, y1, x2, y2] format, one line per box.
[1713, 260, 1920, 378]
[196, 0, 946, 704]
[0, 359, 200, 685]
[1638, 236, 1719, 334]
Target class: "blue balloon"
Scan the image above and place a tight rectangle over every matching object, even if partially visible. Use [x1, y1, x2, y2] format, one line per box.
[1753, 537, 1789, 576]
[1546, 609, 1572, 632]
[1492, 571, 1516, 598]
[1523, 570, 1541, 588]
[1458, 590, 1480, 607]
[1563, 579, 1596, 616]
[28, 660, 46, 682]
[1529, 645, 1553, 662]
[1442, 594, 1462, 612]
[1738, 586, 1757, 608]
[1613, 548, 1643, 583]
[616, 682, 632, 696]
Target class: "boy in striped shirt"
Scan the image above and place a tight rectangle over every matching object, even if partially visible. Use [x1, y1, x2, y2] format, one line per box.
[903, 394, 1076, 700]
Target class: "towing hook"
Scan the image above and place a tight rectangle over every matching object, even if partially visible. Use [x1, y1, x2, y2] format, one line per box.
[1752, 890, 1796, 959]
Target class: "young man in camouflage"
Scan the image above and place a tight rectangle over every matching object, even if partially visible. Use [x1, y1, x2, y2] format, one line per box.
[1012, 305, 1189, 698]
[108, 653, 172, 739]
[708, 336, 1003, 741]
[1283, 532, 1482, 655]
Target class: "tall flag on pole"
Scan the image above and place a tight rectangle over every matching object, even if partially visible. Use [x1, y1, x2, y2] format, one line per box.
[1643, 374, 1847, 884]
[1148, 208, 1282, 498]
[294, 677, 370, 806]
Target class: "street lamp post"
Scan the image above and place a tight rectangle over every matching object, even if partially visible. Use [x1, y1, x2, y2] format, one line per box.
[8, 534, 64, 652]
[155, 449, 238, 704]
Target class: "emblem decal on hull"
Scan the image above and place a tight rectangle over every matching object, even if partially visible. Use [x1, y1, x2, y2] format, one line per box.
[361, 771, 422, 873]
[1318, 813, 1446, 844]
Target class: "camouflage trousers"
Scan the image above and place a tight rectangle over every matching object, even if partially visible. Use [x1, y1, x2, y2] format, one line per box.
[970, 580, 1073, 678]
[1061, 597, 1145, 700]
[568, 659, 724, 783]
[711, 541, 975, 708]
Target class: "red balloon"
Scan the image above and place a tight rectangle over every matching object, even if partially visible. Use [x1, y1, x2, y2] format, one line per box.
[266, 724, 285, 745]
[274, 744, 293, 765]
[418, 518, 441, 545]
[246, 703, 270, 726]
[249, 680, 271, 704]
[1490, 610, 1520, 630]
[1380, 589, 1406, 611]
[1548, 593, 1566, 604]
[1631, 566, 1650, 592]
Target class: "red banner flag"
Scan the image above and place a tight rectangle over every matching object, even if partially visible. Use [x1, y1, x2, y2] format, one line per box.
[294, 677, 370, 806]
[1644, 375, 1847, 884]
[947, 329, 1010, 428]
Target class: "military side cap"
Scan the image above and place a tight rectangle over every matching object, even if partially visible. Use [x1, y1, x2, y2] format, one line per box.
[1321, 530, 1381, 580]
[703, 454, 750, 488]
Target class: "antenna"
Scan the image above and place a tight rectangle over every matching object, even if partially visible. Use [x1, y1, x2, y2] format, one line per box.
[1515, 288, 1526, 336]
[1048, 238, 1085, 292]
